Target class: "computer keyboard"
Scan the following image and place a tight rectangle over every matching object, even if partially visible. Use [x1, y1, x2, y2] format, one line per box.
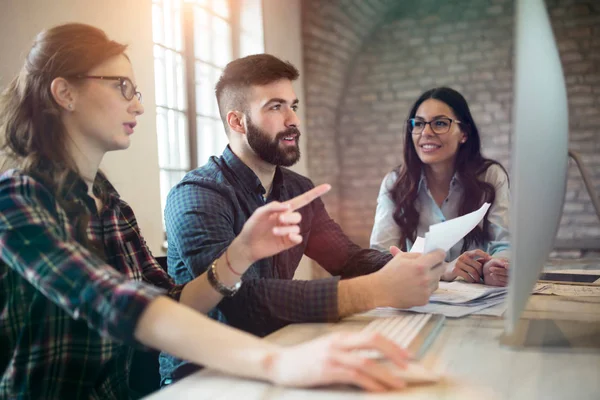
[358, 312, 445, 359]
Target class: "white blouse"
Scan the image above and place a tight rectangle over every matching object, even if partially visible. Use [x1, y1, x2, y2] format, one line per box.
[370, 164, 510, 262]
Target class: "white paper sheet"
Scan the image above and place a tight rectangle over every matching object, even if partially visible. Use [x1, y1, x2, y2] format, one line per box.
[409, 236, 426, 253]
[406, 297, 505, 318]
[471, 300, 507, 317]
[533, 283, 600, 297]
[429, 281, 507, 305]
[424, 202, 491, 253]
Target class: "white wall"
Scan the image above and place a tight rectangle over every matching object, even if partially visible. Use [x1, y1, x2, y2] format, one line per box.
[263, 0, 316, 280]
[0, 0, 164, 254]
[262, 0, 308, 177]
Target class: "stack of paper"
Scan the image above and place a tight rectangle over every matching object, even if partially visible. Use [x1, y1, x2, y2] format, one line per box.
[403, 202, 504, 317]
[429, 281, 507, 304]
[405, 281, 508, 318]
[359, 283, 548, 319]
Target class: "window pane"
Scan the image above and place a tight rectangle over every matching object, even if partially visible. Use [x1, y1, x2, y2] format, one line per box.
[157, 108, 190, 170]
[173, 2, 183, 51]
[163, 49, 186, 110]
[156, 107, 169, 166]
[240, 33, 263, 57]
[152, 2, 164, 44]
[240, 0, 264, 57]
[159, 169, 187, 226]
[169, 109, 190, 169]
[215, 119, 229, 153]
[197, 116, 225, 165]
[195, 62, 221, 118]
[176, 53, 186, 110]
[211, 0, 229, 19]
[212, 17, 232, 67]
[153, 46, 167, 107]
[193, 6, 211, 60]
[240, 0, 262, 34]
[160, 0, 184, 51]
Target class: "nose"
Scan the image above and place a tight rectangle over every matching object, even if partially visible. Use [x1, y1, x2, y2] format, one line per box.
[421, 122, 435, 136]
[286, 107, 300, 128]
[130, 96, 144, 116]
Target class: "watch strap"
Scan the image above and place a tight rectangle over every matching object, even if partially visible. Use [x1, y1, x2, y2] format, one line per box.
[207, 260, 241, 297]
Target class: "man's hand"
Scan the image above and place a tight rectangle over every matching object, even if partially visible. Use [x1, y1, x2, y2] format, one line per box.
[368, 249, 446, 309]
[231, 184, 331, 266]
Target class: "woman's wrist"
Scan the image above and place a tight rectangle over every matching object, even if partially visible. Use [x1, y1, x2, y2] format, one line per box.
[440, 260, 457, 281]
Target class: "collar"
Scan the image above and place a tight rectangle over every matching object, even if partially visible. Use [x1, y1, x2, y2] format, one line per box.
[418, 169, 461, 192]
[69, 170, 120, 212]
[222, 146, 286, 199]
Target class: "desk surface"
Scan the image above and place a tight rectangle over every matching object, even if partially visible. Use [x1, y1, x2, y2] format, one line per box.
[146, 294, 600, 400]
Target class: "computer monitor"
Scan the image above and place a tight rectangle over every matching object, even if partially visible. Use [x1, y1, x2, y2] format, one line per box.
[506, 0, 569, 333]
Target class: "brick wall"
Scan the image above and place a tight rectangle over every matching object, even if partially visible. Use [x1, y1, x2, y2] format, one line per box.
[301, 0, 398, 223]
[302, 0, 600, 255]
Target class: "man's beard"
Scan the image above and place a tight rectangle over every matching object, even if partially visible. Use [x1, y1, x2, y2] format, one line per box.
[246, 118, 301, 167]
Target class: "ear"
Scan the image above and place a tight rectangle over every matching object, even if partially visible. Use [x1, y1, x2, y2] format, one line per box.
[460, 133, 467, 144]
[226, 111, 246, 135]
[50, 77, 77, 112]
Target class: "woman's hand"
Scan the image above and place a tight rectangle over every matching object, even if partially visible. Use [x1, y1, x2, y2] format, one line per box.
[483, 258, 510, 286]
[230, 184, 331, 266]
[441, 250, 490, 282]
[266, 332, 410, 392]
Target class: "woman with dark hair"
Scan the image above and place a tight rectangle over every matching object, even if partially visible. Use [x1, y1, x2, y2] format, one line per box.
[0, 23, 411, 398]
[370, 87, 510, 287]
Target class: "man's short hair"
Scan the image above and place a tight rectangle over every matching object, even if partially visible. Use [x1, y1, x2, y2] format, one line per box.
[215, 54, 299, 131]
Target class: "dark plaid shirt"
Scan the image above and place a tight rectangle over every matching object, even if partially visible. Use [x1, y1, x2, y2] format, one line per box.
[160, 146, 391, 381]
[0, 169, 182, 399]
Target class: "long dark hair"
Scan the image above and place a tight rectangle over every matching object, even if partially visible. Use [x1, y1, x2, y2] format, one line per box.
[0, 23, 127, 251]
[390, 87, 506, 252]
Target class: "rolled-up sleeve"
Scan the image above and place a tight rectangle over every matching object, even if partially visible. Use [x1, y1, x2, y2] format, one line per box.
[0, 175, 164, 345]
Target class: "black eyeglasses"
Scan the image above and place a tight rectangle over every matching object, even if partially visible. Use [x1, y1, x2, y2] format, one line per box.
[75, 75, 142, 102]
[407, 117, 462, 135]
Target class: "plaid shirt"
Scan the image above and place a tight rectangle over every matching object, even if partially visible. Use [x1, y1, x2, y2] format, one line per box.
[160, 146, 391, 381]
[0, 169, 182, 399]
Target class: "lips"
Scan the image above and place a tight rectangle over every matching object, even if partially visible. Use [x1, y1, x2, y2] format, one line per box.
[123, 121, 137, 134]
[419, 142, 441, 153]
[277, 129, 300, 144]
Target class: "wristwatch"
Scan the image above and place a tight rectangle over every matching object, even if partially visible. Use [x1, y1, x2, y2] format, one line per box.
[207, 260, 242, 297]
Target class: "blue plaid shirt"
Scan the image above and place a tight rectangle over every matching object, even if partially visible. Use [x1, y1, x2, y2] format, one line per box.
[160, 146, 391, 381]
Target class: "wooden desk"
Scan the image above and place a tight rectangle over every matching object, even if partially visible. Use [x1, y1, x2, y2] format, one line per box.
[146, 294, 600, 400]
